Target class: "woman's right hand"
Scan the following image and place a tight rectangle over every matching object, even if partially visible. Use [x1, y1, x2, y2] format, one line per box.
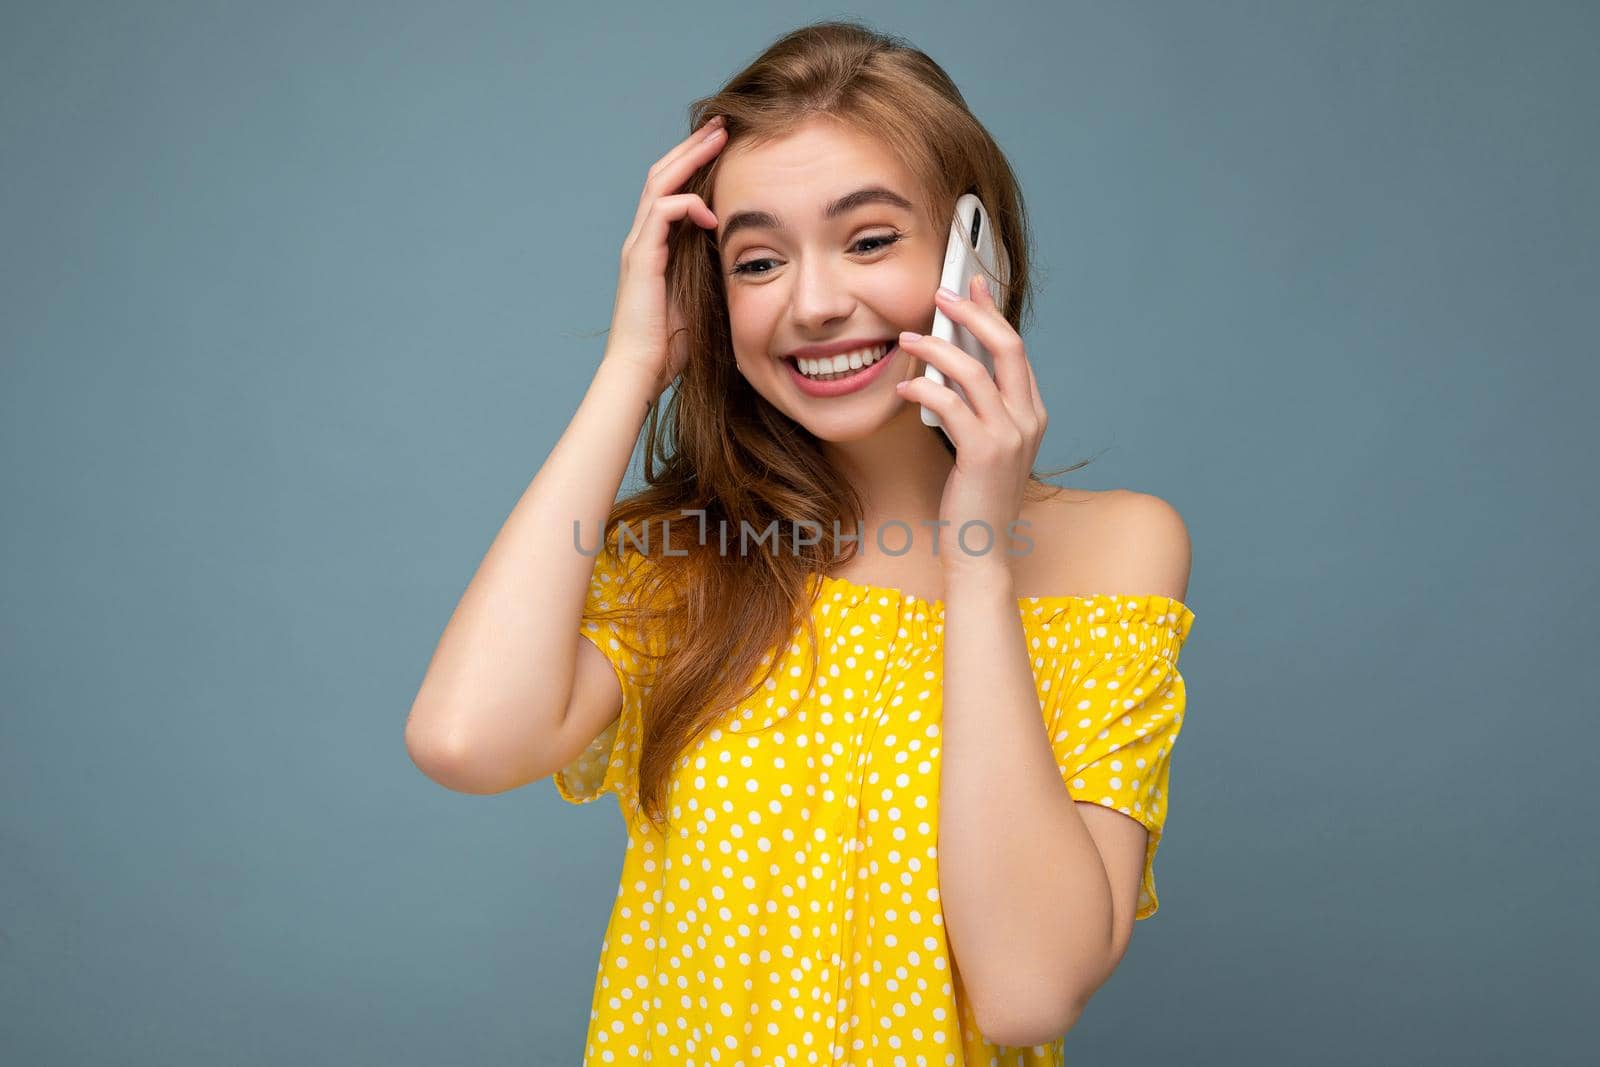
[602, 115, 728, 400]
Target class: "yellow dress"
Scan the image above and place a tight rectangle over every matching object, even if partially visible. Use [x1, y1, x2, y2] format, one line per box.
[555, 545, 1196, 1066]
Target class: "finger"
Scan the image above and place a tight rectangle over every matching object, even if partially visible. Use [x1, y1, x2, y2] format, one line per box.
[646, 115, 725, 184]
[899, 330, 1009, 426]
[632, 124, 725, 239]
[895, 375, 982, 452]
[972, 275, 1046, 421]
[935, 279, 1031, 414]
[628, 120, 727, 244]
[634, 193, 718, 262]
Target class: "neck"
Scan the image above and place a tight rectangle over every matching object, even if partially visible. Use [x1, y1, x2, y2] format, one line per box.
[821, 401, 956, 553]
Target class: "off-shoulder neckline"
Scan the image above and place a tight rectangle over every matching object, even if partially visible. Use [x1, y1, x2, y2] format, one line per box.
[812, 572, 1194, 619]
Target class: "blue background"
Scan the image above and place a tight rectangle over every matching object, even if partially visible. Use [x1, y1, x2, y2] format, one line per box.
[3, 1, 1595, 1063]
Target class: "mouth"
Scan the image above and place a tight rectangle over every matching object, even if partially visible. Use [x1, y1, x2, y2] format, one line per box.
[783, 339, 899, 382]
[782, 339, 902, 397]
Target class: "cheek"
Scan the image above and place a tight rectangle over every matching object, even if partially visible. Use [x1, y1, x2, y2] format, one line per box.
[726, 292, 779, 353]
[873, 268, 939, 325]
[725, 316, 764, 378]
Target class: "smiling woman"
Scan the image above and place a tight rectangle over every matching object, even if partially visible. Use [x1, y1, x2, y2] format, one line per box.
[533, 18, 1177, 1063]
[709, 120, 959, 430]
[411, 15, 1195, 1067]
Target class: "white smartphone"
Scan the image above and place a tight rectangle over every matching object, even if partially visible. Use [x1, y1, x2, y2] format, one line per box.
[919, 192, 1011, 437]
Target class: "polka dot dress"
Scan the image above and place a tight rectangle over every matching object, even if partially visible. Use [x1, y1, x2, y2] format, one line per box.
[555, 546, 1196, 1065]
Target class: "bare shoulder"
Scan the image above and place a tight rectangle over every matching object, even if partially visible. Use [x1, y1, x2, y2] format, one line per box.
[1095, 489, 1191, 602]
[1029, 487, 1191, 602]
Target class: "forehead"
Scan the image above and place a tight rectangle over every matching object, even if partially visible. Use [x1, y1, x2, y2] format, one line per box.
[712, 117, 921, 210]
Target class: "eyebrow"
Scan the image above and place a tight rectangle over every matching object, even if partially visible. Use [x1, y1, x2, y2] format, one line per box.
[716, 185, 916, 252]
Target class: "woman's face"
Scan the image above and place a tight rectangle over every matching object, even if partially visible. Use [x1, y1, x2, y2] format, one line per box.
[711, 117, 945, 441]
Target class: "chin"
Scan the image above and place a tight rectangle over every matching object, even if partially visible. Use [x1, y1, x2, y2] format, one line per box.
[792, 393, 930, 445]
[801, 419, 893, 445]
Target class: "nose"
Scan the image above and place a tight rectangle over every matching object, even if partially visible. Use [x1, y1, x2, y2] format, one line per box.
[788, 253, 855, 333]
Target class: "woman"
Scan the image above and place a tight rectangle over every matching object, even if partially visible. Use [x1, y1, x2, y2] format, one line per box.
[406, 19, 1196, 1064]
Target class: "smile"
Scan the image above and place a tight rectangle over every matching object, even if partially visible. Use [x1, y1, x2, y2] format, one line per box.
[792, 341, 894, 380]
[784, 341, 900, 397]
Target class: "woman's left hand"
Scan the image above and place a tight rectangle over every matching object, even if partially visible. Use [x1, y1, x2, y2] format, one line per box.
[895, 274, 1049, 578]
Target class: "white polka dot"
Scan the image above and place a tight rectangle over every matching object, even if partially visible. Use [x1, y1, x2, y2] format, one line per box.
[558, 561, 1191, 1055]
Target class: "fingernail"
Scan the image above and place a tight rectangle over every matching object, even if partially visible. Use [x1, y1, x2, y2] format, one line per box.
[900, 330, 922, 343]
[975, 276, 989, 294]
[702, 126, 725, 143]
[936, 286, 959, 300]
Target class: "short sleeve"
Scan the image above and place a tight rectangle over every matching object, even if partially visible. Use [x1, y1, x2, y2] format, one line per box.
[552, 544, 659, 810]
[1034, 594, 1196, 920]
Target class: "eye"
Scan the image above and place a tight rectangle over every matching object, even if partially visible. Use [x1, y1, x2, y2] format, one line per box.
[730, 231, 904, 277]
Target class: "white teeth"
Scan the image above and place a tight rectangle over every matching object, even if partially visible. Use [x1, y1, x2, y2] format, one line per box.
[796, 343, 891, 379]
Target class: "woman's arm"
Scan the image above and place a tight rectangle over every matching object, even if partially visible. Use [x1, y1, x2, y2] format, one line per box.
[404, 115, 728, 795]
[937, 494, 1192, 1046]
[403, 360, 656, 795]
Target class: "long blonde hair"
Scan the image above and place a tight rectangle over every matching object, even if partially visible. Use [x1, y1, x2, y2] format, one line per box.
[592, 18, 1093, 831]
